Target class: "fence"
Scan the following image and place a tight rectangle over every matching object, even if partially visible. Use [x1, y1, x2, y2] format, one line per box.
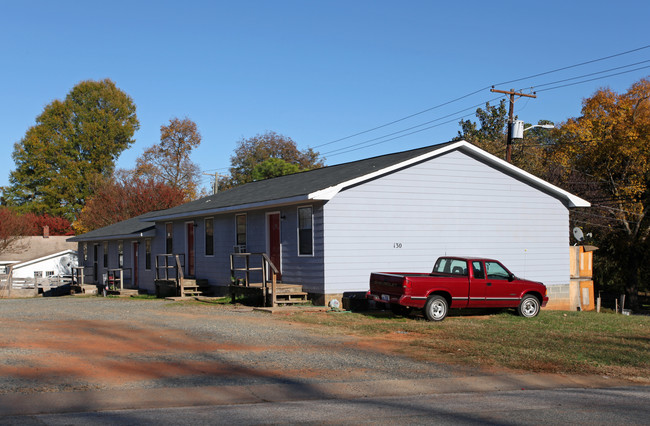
[0, 266, 73, 297]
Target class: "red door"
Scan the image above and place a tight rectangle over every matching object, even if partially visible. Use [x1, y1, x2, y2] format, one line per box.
[268, 213, 281, 280]
[186, 223, 195, 277]
[133, 242, 139, 288]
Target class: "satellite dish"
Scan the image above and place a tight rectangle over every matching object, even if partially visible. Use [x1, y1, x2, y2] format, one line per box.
[573, 227, 584, 242]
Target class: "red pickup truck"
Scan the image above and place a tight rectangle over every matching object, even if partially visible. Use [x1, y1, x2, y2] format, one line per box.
[367, 256, 548, 321]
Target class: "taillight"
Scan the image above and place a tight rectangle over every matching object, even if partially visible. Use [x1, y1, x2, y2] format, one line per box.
[404, 279, 411, 289]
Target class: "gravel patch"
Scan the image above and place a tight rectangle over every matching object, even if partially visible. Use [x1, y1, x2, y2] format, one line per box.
[0, 297, 474, 394]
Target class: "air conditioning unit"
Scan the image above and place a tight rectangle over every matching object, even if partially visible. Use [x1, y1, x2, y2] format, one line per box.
[233, 245, 247, 253]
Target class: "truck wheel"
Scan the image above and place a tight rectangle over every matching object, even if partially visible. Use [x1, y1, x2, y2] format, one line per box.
[424, 295, 448, 321]
[517, 295, 540, 318]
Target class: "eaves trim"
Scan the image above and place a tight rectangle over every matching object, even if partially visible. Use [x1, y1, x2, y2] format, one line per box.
[142, 195, 311, 222]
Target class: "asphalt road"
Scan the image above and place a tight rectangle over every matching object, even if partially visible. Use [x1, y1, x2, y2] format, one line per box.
[3, 386, 650, 425]
[0, 297, 648, 424]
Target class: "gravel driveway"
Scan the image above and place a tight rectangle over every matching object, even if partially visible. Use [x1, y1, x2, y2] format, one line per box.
[0, 297, 473, 395]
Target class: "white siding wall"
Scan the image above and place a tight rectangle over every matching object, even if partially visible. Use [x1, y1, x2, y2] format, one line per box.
[12, 253, 78, 279]
[323, 150, 570, 294]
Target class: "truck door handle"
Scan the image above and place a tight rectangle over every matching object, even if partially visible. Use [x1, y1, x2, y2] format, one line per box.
[486, 283, 492, 286]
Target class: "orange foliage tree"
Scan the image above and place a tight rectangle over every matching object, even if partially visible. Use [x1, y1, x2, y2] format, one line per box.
[135, 117, 203, 199]
[552, 78, 650, 309]
[74, 173, 188, 233]
[0, 207, 33, 253]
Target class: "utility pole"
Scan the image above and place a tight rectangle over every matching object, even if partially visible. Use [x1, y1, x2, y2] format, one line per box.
[203, 172, 225, 195]
[490, 87, 536, 163]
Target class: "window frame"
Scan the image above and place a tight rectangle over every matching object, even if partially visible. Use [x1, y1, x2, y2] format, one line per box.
[235, 214, 247, 249]
[118, 240, 124, 268]
[205, 217, 214, 256]
[165, 222, 173, 254]
[297, 205, 314, 257]
[145, 238, 152, 270]
[103, 241, 108, 269]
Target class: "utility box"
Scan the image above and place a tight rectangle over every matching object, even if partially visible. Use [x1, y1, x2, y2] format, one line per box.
[570, 246, 595, 278]
[511, 120, 525, 139]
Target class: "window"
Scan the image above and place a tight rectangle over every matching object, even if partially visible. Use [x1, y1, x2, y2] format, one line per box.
[118, 240, 124, 268]
[486, 261, 510, 280]
[205, 218, 214, 256]
[166, 223, 173, 254]
[83, 243, 88, 261]
[103, 241, 108, 268]
[46, 271, 54, 277]
[472, 261, 485, 279]
[433, 258, 467, 275]
[236, 214, 246, 248]
[34, 271, 43, 278]
[145, 239, 151, 270]
[298, 206, 313, 256]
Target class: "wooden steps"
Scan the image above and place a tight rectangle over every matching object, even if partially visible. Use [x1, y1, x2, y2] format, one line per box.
[237, 282, 308, 305]
[181, 278, 210, 297]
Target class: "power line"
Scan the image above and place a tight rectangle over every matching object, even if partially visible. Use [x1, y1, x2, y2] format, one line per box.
[494, 44, 650, 87]
[526, 59, 650, 91]
[536, 65, 650, 93]
[313, 44, 650, 151]
[311, 87, 488, 149]
[323, 95, 504, 156]
[324, 111, 478, 157]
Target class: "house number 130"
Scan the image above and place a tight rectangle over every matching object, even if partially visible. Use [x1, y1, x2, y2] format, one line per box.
[393, 243, 402, 248]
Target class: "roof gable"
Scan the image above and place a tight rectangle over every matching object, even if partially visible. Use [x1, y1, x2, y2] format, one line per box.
[145, 140, 589, 221]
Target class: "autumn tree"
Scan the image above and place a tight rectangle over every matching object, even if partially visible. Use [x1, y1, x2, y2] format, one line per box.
[0, 207, 33, 254]
[25, 214, 74, 236]
[4, 79, 139, 220]
[75, 171, 188, 233]
[135, 117, 202, 199]
[551, 78, 650, 310]
[227, 131, 324, 187]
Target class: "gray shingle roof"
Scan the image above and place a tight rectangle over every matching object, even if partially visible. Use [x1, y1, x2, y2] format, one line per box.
[146, 141, 457, 220]
[67, 210, 159, 242]
[68, 140, 590, 242]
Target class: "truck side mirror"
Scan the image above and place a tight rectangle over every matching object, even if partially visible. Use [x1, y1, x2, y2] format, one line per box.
[508, 273, 515, 282]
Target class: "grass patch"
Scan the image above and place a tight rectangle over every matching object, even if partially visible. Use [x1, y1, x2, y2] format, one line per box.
[281, 309, 650, 381]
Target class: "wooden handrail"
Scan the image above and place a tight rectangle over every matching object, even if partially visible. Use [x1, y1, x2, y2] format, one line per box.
[230, 252, 279, 307]
[154, 254, 186, 296]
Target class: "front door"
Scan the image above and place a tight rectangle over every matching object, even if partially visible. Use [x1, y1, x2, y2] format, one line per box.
[186, 222, 195, 277]
[267, 213, 281, 280]
[132, 241, 139, 288]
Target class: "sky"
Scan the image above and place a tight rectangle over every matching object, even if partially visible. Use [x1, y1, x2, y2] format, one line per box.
[1, 0, 649, 191]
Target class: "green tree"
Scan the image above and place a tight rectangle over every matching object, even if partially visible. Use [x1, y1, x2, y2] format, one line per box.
[135, 117, 202, 199]
[5, 79, 139, 220]
[251, 158, 301, 181]
[456, 99, 509, 156]
[551, 78, 650, 310]
[456, 100, 555, 177]
[227, 131, 324, 187]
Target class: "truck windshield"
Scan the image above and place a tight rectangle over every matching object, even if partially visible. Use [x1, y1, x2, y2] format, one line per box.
[433, 258, 467, 276]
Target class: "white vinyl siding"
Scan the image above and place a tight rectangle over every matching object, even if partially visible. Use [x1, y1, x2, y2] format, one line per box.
[323, 150, 570, 294]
